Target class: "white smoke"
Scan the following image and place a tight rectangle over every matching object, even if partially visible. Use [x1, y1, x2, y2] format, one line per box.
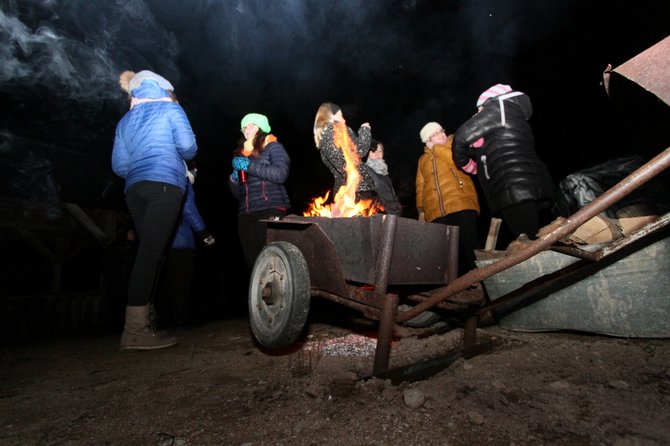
[0, 0, 179, 102]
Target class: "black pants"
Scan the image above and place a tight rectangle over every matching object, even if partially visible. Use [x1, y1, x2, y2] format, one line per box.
[500, 201, 539, 239]
[238, 208, 287, 272]
[433, 210, 481, 275]
[125, 181, 184, 306]
[154, 248, 194, 328]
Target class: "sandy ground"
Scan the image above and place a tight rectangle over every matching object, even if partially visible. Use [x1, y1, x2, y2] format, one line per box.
[2, 306, 669, 446]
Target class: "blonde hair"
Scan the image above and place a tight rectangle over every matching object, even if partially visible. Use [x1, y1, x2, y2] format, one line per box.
[119, 70, 136, 93]
[313, 103, 337, 148]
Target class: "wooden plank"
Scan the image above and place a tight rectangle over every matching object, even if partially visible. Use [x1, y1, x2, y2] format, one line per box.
[485, 218, 502, 251]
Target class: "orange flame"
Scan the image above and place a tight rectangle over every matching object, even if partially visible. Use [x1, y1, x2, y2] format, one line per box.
[304, 122, 383, 218]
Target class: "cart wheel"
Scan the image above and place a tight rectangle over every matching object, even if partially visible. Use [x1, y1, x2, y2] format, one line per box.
[248, 241, 311, 348]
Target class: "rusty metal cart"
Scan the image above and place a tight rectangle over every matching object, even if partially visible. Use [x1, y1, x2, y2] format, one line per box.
[248, 36, 670, 379]
[248, 214, 484, 376]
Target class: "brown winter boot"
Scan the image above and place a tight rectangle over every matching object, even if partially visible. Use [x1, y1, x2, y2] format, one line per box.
[119, 304, 177, 350]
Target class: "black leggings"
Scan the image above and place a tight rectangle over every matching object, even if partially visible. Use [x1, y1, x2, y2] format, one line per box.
[500, 201, 540, 239]
[433, 210, 481, 275]
[125, 181, 184, 306]
[155, 248, 195, 326]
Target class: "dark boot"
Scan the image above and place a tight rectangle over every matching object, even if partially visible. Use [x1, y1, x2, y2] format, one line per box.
[119, 304, 177, 350]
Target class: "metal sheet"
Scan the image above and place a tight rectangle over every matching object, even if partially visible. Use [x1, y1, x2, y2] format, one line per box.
[266, 214, 457, 287]
[614, 35, 670, 106]
[477, 233, 670, 338]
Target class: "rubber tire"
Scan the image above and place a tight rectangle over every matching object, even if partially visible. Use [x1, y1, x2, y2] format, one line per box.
[248, 241, 311, 348]
[398, 304, 443, 328]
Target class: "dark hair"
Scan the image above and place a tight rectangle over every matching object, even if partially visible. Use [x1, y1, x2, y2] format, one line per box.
[369, 139, 381, 152]
[234, 130, 269, 158]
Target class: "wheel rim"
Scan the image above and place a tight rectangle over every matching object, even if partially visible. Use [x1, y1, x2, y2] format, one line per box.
[249, 247, 292, 339]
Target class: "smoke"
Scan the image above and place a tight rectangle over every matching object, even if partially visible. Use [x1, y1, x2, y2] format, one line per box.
[0, 0, 564, 132]
[0, 0, 179, 101]
[1, 0, 668, 210]
[0, 130, 61, 216]
[0, 0, 578, 208]
[0, 0, 181, 205]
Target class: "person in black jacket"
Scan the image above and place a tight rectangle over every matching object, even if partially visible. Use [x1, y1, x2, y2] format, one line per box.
[365, 140, 402, 215]
[452, 84, 554, 240]
[313, 102, 376, 203]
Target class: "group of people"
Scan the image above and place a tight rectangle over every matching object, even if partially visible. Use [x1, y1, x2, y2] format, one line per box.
[111, 68, 553, 351]
[416, 83, 555, 274]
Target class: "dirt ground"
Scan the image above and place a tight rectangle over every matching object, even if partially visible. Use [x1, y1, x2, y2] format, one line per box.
[2, 303, 669, 446]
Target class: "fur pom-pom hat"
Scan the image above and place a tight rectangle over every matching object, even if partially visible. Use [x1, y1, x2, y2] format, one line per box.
[118, 71, 135, 93]
[118, 70, 174, 94]
[476, 83, 512, 107]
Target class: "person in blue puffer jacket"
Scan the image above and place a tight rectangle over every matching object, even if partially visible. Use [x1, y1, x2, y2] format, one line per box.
[228, 113, 291, 271]
[112, 69, 198, 350]
[154, 168, 215, 330]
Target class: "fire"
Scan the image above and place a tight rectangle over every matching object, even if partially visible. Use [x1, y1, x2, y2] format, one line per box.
[304, 123, 383, 218]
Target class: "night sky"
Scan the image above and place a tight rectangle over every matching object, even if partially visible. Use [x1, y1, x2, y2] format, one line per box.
[1, 1, 669, 298]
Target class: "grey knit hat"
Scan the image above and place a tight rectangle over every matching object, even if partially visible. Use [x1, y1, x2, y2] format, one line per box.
[128, 70, 174, 92]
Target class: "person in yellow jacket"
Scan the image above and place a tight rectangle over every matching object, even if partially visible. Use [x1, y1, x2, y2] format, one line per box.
[416, 122, 481, 274]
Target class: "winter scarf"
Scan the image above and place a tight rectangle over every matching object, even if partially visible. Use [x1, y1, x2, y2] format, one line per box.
[366, 158, 389, 176]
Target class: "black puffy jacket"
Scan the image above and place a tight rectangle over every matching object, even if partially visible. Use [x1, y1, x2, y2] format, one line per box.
[452, 91, 554, 214]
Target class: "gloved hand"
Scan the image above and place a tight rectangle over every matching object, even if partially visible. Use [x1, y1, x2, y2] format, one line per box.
[231, 170, 239, 182]
[198, 230, 216, 247]
[471, 137, 485, 148]
[202, 235, 216, 247]
[232, 156, 250, 171]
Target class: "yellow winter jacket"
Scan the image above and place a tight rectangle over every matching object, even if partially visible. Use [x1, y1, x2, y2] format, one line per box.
[415, 140, 480, 223]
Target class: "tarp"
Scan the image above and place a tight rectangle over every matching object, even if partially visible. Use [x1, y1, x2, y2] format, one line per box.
[553, 156, 669, 218]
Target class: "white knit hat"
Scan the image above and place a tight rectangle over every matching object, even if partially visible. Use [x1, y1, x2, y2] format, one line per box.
[419, 122, 443, 143]
[476, 83, 512, 107]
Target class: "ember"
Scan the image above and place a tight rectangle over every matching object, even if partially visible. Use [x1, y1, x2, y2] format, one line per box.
[304, 333, 388, 357]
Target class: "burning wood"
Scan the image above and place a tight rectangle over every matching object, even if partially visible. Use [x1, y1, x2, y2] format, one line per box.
[305, 122, 383, 217]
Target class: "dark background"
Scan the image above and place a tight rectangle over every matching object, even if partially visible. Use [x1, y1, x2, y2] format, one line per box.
[1, 0, 669, 319]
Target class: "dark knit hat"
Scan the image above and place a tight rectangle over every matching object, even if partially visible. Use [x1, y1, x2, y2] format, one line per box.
[327, 103, 341, 115]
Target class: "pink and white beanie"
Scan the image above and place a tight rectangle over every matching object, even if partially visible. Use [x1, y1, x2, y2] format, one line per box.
[476, 84, 512, 107]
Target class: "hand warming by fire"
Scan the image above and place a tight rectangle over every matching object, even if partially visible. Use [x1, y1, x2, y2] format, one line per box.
[305, 121, 383, 218]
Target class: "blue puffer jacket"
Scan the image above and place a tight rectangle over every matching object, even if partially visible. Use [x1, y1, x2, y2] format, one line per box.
[170, 182, 206, 250]
[228, 139, 291, 215]
[112, 80, 198, 192]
